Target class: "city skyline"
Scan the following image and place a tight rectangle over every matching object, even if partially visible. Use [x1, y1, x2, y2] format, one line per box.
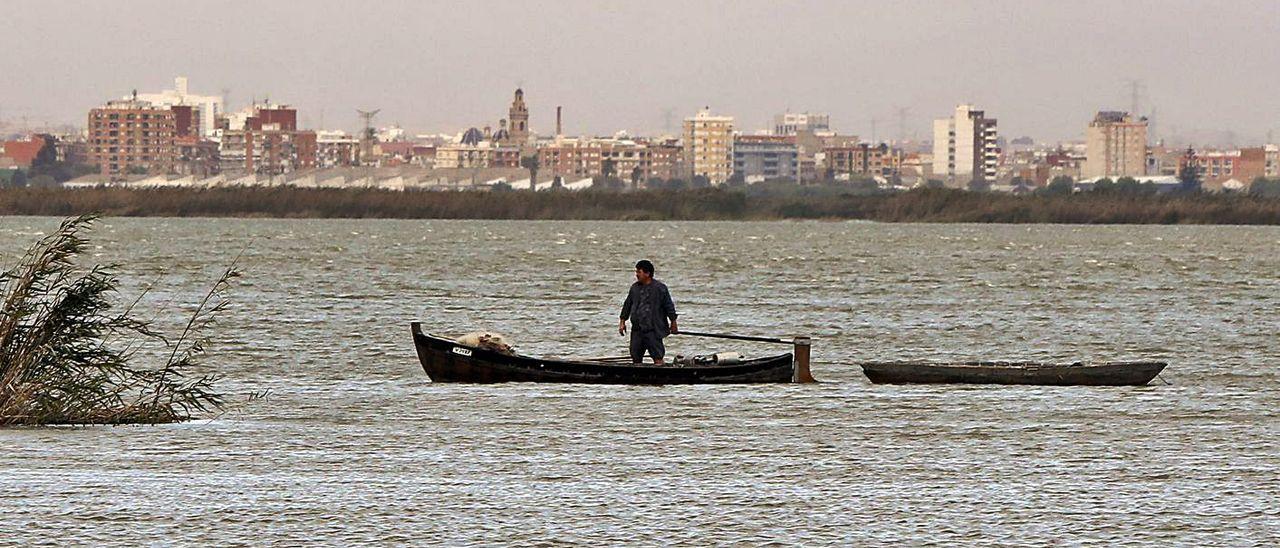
[4, 0, 1280, 145]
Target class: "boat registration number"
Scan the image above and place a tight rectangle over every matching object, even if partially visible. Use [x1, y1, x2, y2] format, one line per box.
[452, 347, 472, 357]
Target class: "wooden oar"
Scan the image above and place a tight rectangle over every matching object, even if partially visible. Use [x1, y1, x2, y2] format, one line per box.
[674, 330, 793, 345]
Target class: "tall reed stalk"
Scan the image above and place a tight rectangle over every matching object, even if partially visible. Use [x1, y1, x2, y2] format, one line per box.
[0, 215, 236, 425]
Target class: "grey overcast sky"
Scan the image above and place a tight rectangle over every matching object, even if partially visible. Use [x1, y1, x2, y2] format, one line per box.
[3, 0, 1279, 144]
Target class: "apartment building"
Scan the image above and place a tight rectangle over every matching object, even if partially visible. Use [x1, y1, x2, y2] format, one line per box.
[682, 108, 734, 184]
[931, 104, 998, 186]
[1083, 111, 1148, 178]
[87, 98, 177, 177]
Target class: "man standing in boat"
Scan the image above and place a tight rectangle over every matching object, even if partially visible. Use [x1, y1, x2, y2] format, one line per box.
[619, 260, 678, 365]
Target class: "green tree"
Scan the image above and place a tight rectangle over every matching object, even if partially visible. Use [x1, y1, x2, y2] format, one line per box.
[601, 158, 616, 180]
[1250, 178, 1280, 197]
[520, 155, 539, 190]
[630, 166, 642, 190]
[1036, 175, 1074, 196]
[1178, 147, 1202, 193]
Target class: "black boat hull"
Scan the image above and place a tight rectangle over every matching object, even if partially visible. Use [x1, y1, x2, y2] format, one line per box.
[860, 361, 1167, 386]
[413, 323, 796, 384]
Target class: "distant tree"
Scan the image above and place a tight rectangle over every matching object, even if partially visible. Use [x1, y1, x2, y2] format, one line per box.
[966, 178, 991, 192]
[490, 181, 513, 192]
[1115, 176, 1141, 194]
[1250, 177, 1280, 198]
[11, 170, 28, 188]
[601, 158, 617, 180]
[1177, 147, 1202, 193]
[690, 175, 711, 188]
[923, 179, 946, 189]
[551, 175, 564, 190]
[725, 172, 746, 188]
[520, 155, 539, 190]
[1093, 177, 1116, 192]
[31, 135, 58, 169]
[630, 166, 642, 190]
[1036, 175, 1074, 196]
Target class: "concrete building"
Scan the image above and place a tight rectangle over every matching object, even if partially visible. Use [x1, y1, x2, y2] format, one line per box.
[217, 104, 313, 174]
[824, 143, 902, 179]
[132, 76, 223, 138]
[1083, 111, 1148, 179]
[316, 131, 360, 168]
[773, 112, 830, 136]
[87, 98, 177, 177]
[932, 104, 999, 187]
[682, 108, 735, 184]
[733, 135, 797, 182]
[538, 137, 681, 183]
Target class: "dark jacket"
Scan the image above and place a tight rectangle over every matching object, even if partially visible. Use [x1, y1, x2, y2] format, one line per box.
[620, 280, 678, 336]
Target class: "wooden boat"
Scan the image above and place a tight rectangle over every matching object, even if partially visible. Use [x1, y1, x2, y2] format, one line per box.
[860, 360, 1167, 386]
[412, 322, 807, 384]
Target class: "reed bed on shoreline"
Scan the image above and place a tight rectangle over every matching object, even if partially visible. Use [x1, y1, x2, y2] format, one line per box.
[0, 215, 233, 425]
[1, 186, 1278, 224]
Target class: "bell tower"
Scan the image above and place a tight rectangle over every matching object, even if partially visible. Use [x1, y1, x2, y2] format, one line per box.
[508, 88, 529, 144]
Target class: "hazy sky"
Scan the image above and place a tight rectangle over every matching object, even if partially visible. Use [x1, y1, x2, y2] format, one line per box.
[4, 0, 1279, 144]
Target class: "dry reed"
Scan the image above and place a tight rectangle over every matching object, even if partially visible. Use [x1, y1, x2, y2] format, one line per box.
[0, 215, 235, 425]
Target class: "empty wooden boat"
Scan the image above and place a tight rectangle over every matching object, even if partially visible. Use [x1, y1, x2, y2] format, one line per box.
[860, 360, 1167, 386]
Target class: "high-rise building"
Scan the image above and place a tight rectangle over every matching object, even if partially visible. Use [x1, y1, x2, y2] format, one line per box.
[773, 112, 830, 136]
[87, 98, 177, 177]
[1083, 111, 1148, 179]
[682, 108, 735, 184]
[733, 135, 797, 182]
[932, 105, 998, 186]
[132, 76, 223, 138]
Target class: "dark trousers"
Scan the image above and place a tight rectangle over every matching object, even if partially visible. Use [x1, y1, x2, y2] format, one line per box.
[629, 329, 665, 363]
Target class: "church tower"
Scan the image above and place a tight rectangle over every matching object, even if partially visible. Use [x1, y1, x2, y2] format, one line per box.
[507, 88, 530, 145]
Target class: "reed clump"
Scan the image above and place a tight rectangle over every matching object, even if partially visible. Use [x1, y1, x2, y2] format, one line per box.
[0, 215, 235, 425]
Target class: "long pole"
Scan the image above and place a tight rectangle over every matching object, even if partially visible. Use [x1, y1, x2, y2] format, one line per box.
[674, 330, 792, 345]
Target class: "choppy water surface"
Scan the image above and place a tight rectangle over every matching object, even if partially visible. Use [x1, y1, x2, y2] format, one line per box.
[1, 218, 1277, 545]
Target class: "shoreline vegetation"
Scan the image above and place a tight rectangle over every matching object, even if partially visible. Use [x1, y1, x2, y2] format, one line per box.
[1, 186, 1279, 224]
[0, 215, 234, 425]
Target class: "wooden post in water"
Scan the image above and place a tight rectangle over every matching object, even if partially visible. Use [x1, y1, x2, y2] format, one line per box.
[792, 336, 815, 383]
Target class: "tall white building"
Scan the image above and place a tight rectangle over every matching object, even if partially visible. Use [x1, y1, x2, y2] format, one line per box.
[773, 112, 830, 136]
[132, 76, 223, 138]
[682, 108, 735, 184]
[932, 104, 999, 186]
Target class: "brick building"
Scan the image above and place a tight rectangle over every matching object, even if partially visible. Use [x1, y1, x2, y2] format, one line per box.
[87, 99, 177, 177]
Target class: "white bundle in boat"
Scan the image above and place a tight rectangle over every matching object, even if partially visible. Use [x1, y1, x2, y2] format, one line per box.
[456, 331, 516, 355]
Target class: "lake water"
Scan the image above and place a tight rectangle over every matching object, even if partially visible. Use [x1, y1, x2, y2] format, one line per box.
[1, 218, 1277, 545]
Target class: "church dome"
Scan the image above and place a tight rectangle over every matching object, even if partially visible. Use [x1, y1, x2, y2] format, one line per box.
[460, 127, 484, 145]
